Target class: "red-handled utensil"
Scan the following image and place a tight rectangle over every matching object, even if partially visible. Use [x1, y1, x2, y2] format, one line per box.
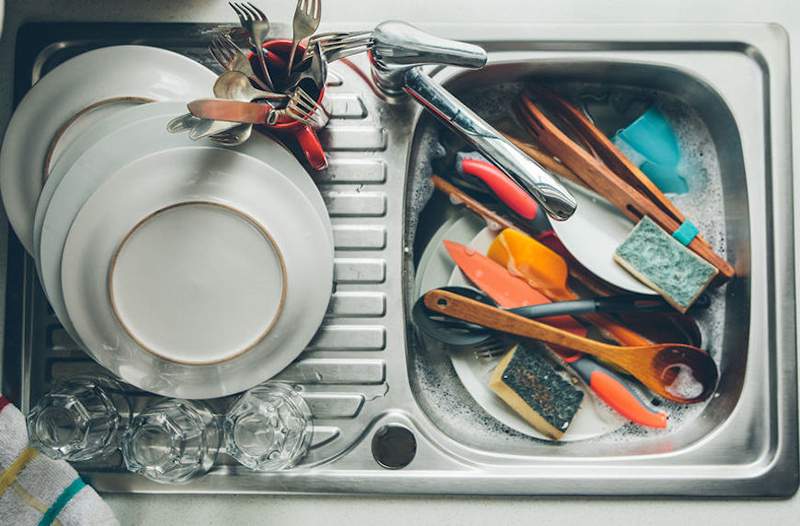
[459, 158, 540, 220]
[569, 358, 667, 428]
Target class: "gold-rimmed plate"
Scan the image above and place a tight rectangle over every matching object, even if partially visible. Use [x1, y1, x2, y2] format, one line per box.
[37, 102, 331, 345]
[60, 146, 333, 398]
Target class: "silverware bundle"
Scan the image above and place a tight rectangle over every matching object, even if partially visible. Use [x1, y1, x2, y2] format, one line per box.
[169, 0, 373, 145]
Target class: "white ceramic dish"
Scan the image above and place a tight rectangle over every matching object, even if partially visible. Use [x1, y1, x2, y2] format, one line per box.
[550, 182, 656, 295]
[0, 45, 216, 254]
[413, 213, 462, 298]
[415, 216, 623, 441]
[37, 102, 330, 340]
[61, 146, 333, 398]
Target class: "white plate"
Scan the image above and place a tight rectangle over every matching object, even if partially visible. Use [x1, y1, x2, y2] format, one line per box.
[447, 229, 624, 441]
[61, 146, 333, 398]
[415, 216, 623, 441]
[0, 45, 216, 253]
[38, 102, 330, 341]
[550, 183, 656, 295]
[414, 213, 462, 298]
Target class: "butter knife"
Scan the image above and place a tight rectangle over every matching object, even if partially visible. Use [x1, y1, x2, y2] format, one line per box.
[187, 99, 274, 124]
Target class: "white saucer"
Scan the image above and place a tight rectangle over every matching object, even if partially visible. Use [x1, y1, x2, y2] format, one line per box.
[38, 102, 330, 342]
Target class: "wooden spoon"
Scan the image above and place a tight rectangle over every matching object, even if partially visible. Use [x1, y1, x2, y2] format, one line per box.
[423, 289, 718, 404]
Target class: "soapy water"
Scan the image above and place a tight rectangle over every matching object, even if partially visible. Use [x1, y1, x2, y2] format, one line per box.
[405, 81, 730, 448]
[663, 363, 705, 400]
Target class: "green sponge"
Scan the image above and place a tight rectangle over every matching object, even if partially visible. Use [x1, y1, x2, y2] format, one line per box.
[614, 216, 718, 312]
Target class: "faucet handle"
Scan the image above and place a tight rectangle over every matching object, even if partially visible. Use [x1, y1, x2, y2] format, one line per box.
[371, 21, 487, 94]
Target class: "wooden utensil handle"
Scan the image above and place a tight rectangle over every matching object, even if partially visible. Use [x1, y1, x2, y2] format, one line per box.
[518, 97, 735, 282]
[542, 89, 723, 264]
[424, 289, 620, 358]
[583, 312, 653, 346]
[424, 289, 716, 404]
[531, 88, 687, 225]
[431, 175, 516, 231]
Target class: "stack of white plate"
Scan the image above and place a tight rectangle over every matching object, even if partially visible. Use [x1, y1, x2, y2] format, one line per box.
[0, 46, 334, 398]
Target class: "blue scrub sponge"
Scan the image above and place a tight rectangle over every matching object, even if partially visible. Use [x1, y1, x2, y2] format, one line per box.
[614, 217, 718, 312]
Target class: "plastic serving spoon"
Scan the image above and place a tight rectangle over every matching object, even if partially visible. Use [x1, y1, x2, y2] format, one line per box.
[423, 289, 718, 404]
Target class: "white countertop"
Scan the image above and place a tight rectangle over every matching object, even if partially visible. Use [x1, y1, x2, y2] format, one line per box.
[0, 1, 798, 524]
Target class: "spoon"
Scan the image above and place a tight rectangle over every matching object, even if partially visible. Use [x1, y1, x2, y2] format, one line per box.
[213, 71, 287, 102]
[189, 118, 244, 141]
[423, 289, 719, 404]
[187, 70, 285, 142]
[413, 286, 699, 349]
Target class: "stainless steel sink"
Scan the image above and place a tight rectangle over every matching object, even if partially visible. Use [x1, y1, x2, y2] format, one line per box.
[2, 22, 795, 496]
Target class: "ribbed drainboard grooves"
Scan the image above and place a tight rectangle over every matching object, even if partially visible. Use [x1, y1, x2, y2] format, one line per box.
[298, 62, 392, 465]
[39, 59, 393, 473]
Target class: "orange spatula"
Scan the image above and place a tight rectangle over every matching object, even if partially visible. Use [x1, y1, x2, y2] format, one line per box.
[487, 228, 653, 346]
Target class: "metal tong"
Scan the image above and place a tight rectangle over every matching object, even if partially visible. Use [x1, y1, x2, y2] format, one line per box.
[368, 21, 577, 222]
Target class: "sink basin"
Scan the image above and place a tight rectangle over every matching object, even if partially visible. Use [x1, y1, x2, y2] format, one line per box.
[409, 59, 746, 455]
[2, 22, 795, 496]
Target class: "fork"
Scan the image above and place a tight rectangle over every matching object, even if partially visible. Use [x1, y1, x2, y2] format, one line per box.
[287, 0, 322, 80]
[268, 87, 327, 128]
[209, 33, 269, 91]
[229, 2, 274, 89]
[302, 32, 372, 65]
[309, 30, 371, 45]
[289, 42, 327, 94]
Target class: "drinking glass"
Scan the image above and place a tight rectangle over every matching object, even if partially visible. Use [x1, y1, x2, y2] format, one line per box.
[27, 375, 130, 461]
[224, 382, 312, 471]
[122, 398, 221, 484]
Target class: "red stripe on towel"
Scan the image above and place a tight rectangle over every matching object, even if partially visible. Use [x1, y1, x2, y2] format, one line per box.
[0, 396, 10, 413]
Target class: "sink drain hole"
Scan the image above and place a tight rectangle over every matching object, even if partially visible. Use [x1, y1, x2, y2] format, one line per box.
[371, 424, 417, 469]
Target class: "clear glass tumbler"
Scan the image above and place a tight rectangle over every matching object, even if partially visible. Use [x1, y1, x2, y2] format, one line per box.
[224, 382, 312, 471]
[27, 375, 130, 461]
[122, 398, 221, 484]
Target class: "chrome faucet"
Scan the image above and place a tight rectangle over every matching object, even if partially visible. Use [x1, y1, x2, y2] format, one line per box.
[370, 21, 577, 221]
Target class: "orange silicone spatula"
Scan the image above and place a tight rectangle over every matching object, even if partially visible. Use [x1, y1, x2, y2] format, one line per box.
[487, 228, 653, 346]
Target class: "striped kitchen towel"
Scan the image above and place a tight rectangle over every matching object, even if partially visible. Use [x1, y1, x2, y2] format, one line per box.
[0, 395, 118, 525]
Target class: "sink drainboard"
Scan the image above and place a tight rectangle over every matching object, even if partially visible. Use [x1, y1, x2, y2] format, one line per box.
[1, 22, 796, 496]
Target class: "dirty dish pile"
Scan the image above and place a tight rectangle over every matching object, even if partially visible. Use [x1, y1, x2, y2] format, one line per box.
[414, 83, 730, 441]
[0, 46, 334, 399]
